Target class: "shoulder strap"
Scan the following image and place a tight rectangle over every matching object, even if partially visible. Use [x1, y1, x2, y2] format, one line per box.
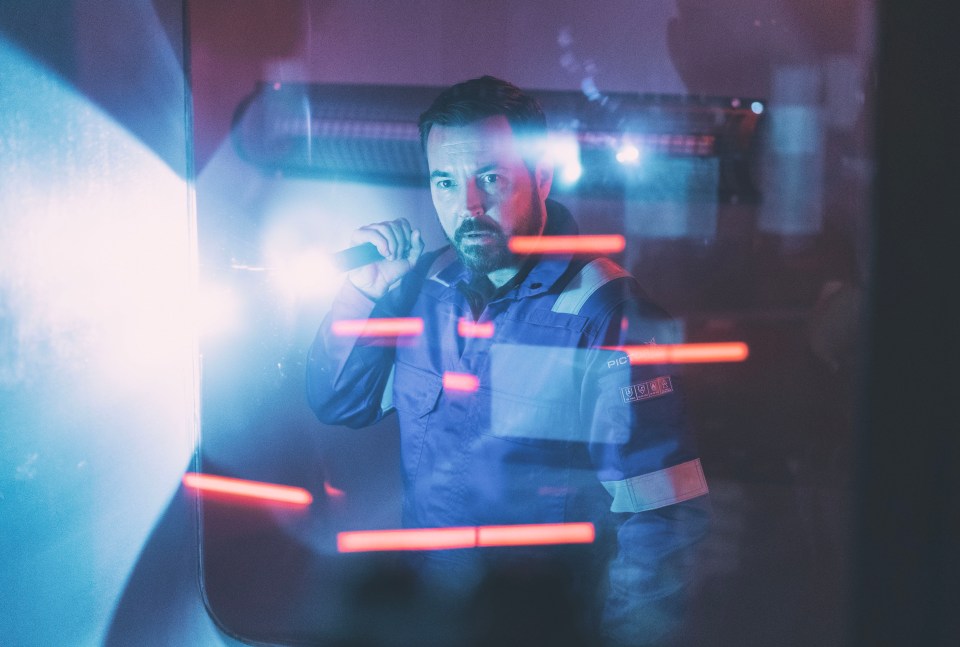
[551, 257, 632, 315]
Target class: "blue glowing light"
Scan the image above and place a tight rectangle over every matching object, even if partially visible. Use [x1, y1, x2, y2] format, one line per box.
[751, 101, 764, 115]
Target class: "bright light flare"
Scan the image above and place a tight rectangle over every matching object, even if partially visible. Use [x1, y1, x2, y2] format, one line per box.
[257, 197, 359, 304]
[183, 472, 313, 506]
[561, 161, 583, 184]
[615, 143, 642, 165]
[603, 342, 750, 364]
[0, 43, 194, 395]
[337, 522, 595, 552]
[509, 235, 626, 255]
[458, 318, 494, 338]
[443, 371, 480, 392]
[268, 251, 337, 302]
[547, 132, 583, 187]
[197, 281, 243, 340]
[331, 317, 424, 337]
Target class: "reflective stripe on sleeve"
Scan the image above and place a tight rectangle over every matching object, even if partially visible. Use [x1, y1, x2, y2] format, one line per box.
[551, 257, 632, 316]
[602, 458, 709, 513]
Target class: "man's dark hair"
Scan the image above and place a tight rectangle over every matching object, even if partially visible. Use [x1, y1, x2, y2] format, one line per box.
[417, 76, 547, 152]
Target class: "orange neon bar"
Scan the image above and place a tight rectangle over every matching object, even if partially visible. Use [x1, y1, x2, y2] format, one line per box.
[458, 318, 495, 338]
[182, 473, 313, 506]
[443, 371, 480, 392]
[603, 342, 750, 364]
[337, 522, 595, 553]
[331, 317, 424, 337]
[508, 234, 626, 255]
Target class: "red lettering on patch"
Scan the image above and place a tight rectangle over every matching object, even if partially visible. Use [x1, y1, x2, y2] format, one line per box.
[620, 376, 674, 403]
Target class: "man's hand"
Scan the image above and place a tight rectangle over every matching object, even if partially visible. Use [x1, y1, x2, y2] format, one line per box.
[347, 218, 424, 300]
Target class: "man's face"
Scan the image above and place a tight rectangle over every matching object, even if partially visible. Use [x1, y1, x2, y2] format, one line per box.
[426, 115, 552, 274]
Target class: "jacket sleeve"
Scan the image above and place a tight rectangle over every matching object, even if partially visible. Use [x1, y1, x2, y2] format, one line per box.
[305, 247, 444, 428]
[305, 280, 400, 428]
[581, 284, 711, 646]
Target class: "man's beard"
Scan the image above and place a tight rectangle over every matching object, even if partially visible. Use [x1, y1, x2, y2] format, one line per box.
[453, 218, 515, 274]
[452, 188, 544, 274]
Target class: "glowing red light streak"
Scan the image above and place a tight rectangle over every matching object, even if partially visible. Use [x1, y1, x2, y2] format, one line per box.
[458, 318, 495, 338]
[602, 342, 750, 364]
[477, 522, 595, 547]
[338, 527, 477, 552]
[331, 317, 424, 337]
[443, 371, 480, 392]
[336, 522, 595, 553]
[508, 235, 626, 255]
[182, 473, 313, 506]
[324, 482, 346, 499]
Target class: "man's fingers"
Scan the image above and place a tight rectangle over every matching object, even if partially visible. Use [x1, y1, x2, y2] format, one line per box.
[353, 222, 395, 260]
[350, 218, 425, 267]
[396, 218, 414, 260]
[409, 229, 425, 264]
[355, 219, 421, 261]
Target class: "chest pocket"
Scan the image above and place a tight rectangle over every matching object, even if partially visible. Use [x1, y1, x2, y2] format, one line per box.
[484, 315, 590, 445]
[392, 360, 443, 417]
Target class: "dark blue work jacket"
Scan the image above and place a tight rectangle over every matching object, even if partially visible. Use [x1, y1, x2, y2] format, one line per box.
[307, 201, 710, 644]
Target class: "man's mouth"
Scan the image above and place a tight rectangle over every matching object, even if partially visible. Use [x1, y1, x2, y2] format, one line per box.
[456, 224, 502, 244]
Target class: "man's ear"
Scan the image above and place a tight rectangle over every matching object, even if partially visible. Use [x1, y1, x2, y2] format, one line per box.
[535, 158, 554, 198]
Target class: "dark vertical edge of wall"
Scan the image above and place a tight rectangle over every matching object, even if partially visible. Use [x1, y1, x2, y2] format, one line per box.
[854, 1, 960, 645]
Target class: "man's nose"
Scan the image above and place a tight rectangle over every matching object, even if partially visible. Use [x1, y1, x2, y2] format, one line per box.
[460, 180, 484, 218]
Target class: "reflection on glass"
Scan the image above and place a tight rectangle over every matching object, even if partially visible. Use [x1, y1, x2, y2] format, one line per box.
[192, 2, 872, 646]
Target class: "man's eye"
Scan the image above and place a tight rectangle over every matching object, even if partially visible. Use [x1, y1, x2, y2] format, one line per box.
[434, 179, 454, 190]
[479, 174, 500, 186]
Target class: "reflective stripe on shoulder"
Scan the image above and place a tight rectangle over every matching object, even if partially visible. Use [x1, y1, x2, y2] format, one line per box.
[602, 459, 709, 513]
[552, 257, 632, 315]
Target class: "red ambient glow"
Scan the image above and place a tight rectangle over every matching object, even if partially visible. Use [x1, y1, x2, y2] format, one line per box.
[337, 522, 595, 553]
[331, 317, 424, 337]
[182, 472, 313, 506]
[457, 318, 495, 338]
[443, 371, 480, 392]
[508, 234, 626, 255]
[603, 342, 750, 364]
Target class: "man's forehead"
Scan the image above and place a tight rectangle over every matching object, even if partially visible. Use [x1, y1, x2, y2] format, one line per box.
[427, 115, 524, 159]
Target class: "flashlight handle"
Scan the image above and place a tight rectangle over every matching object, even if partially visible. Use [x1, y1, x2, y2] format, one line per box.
[331, 242, 386, 272]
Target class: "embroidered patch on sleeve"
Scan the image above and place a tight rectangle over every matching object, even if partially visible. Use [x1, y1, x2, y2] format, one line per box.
[620, 376, 674, 403]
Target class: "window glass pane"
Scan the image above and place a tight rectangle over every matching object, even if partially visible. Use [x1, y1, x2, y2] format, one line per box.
[188, 2, 873, 645]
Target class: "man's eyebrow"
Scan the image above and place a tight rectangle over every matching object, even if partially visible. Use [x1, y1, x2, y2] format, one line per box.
[429, 164, 500, 180]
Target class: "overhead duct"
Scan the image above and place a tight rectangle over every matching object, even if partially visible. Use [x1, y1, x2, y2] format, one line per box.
[231, 82, 764, 203]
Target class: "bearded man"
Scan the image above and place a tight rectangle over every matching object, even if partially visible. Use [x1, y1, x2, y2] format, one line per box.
[307, 75, 710, 646]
